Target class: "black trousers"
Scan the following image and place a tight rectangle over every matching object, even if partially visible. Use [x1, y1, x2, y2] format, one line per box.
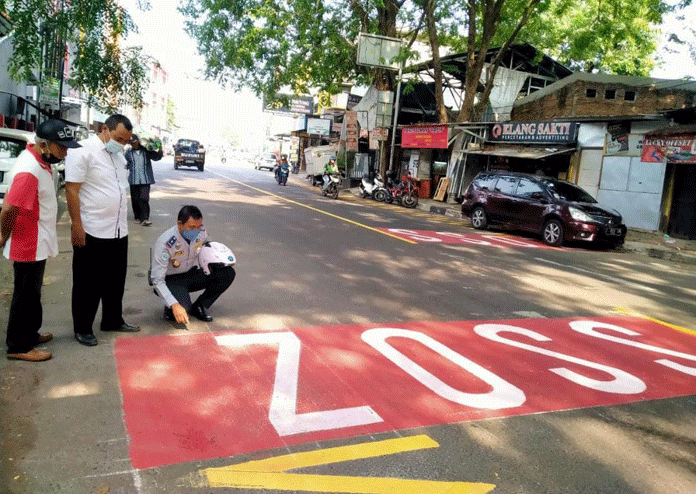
[165, 266, 235, 311]
[72, 234, 128, 335]
[130, 184, 151, 222]
[6, 260, 46, 354]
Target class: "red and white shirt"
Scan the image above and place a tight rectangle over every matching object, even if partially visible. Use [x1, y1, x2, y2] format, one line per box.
[2, 145, 58, 262]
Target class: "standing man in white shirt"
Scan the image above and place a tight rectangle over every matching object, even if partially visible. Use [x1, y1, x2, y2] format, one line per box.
[65, 114, 140, 347]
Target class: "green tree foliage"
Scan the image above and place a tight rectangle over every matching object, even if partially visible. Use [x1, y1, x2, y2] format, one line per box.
[519, 0, 692, 75]
[179, 0, 409, 103]
[0, 0, 153, 112]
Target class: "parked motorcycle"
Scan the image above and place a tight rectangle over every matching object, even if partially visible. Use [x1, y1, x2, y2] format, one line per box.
[384, 172, 419, 208]
[359, 174, 385, 200]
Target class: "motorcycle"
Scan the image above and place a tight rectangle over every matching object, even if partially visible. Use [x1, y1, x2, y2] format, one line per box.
[275, 162, 290, 185]
[359, 174, 385, 200]
[321, 173, 340, 199]
[384, 173, 419, 208]
[291, 162, 300, 174]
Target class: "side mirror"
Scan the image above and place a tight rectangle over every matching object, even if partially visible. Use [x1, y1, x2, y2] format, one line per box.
[531, 192, 545, 200]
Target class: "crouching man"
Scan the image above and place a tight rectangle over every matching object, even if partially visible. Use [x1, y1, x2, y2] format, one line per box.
[151, 205, 235, 324]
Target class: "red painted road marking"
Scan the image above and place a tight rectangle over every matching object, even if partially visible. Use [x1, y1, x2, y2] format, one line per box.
[115, 316, 696, 469]
[379, 228, 551, 248]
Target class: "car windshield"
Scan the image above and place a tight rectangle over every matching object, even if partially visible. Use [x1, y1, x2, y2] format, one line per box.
[542, 179, 597, 203]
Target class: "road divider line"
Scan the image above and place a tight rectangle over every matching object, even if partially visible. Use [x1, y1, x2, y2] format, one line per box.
[200, 434, 496, 493]
[208, 170, 416, 244]
[614, 307, 696, 336]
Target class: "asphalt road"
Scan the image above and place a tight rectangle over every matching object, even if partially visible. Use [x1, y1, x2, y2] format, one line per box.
[1, 156, 696, 494]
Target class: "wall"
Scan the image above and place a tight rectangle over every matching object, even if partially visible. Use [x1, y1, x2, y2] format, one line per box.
[513, 79, 696, 121]
[0, 36, 24, 117]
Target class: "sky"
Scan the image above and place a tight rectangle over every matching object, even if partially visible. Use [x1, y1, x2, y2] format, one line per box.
[121, 0, 267, 149]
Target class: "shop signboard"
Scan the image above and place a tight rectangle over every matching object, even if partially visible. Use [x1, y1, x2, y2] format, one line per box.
[263, 94, 314, 115]
[490, 121, 577, 144]
[345, 111, 358, 152]
[401, 125, 448, 149]
[306, 118, 331, 136]
[641, 134, 696, 163]
[40, 76, 60, 106]
[372, 127, 388, 141]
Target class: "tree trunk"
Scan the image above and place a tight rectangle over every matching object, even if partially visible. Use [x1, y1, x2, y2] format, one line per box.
[425, 0, 447, 123]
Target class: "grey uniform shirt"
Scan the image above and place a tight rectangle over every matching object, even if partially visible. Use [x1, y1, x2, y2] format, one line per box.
[151, 225, 209, 307]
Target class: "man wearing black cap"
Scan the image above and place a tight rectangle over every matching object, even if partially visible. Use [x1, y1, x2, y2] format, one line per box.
[0, 119, 81, 362]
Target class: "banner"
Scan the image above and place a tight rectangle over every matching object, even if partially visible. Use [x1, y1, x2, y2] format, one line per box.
[641, 135, 696, 163]
[345, 111, 358, 151]
[401, 125, 448, 149]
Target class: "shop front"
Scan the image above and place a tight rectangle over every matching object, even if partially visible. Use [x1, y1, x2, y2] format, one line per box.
[466, 121, 578, 179]
[400, 124, 450, 198]
[641, 127, 696, 240]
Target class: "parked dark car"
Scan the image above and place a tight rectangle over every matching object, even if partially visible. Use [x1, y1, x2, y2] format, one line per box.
[460, 171, 627, 247]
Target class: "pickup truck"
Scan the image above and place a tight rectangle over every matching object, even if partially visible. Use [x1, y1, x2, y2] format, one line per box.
[174, 139, 205, 171]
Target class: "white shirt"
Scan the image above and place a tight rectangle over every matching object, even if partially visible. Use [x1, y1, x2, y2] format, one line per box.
[151, 225, 209, 307]
[65, 135, 129, 239]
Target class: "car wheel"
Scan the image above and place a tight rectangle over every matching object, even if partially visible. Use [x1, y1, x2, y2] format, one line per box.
[174, 163, 179, 170]
[198, 164, 204, 172]
[542, 219, 564, 246]
[471, 206, 487, 230]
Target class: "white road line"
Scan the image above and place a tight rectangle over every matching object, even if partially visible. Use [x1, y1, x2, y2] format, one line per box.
[534, 258, 659, 294]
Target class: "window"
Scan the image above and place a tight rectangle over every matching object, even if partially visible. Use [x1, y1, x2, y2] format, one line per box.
[605, 89, 616, 100]
[624, 91, 636, 101]
[473, 174, 498, 191]
[516, 178, 545, 199]
[494, 176, 518, 195]
[585, 88, 597, 98]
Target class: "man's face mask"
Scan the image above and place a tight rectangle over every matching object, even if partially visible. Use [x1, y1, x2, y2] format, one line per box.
[105, 138, 125, 154]
[40, 144, 63, 164]
[181, 229, 201, 242]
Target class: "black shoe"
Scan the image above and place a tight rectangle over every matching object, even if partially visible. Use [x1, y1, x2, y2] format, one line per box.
[191, 303, 213, 322]
[75, 333, 98, 346]
[102, 322, 141, 332]
[163, 307, 175, 322]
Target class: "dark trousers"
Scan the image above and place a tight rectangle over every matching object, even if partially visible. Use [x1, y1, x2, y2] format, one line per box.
[72, 234, 128, 335]
[130, 184, 151, 222]
[165, 266, 235, 310]
[6, 260, 46, 353]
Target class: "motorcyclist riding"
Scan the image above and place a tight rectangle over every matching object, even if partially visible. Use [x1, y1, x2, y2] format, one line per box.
[322, 157, 339, 192]
[276, 155, 290, 185]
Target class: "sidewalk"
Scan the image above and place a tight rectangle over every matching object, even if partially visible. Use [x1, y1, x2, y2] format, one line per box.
[334, 179, 696, 264]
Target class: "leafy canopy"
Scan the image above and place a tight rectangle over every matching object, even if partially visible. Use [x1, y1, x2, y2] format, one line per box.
[0, 0, 154, 112]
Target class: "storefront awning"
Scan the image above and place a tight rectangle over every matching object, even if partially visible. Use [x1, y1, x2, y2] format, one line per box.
[464, 145, 576, 159]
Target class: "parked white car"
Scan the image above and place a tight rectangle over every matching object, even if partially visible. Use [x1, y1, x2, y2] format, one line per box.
[0, 128, 61, 201]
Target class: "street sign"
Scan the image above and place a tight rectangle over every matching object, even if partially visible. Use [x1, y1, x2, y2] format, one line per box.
[116, 315, 696, 469]
[356, 33, 402, 70]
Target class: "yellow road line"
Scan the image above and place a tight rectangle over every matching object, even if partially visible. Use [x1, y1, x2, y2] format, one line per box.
[204, 470, 496, 493]
[201, 435, 496, 493]
[214, 435, 439, 473]
[614, 307, 696, 336]
[208, 171, 416, 244]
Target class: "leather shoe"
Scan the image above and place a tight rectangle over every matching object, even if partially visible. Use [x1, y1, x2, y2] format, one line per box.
[102, 322, 140, 332]
[37, 333, 53, 344]
[191, 303, 213, 322]
[75, 333, 98, 346]
[163, 306, 175, 321]
[7, 348, 52, 361]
